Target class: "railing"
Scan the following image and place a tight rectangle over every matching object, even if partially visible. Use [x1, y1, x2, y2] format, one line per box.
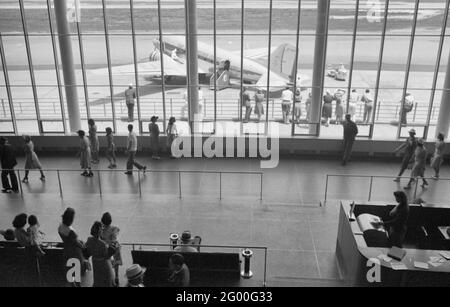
[2, 168, 264, 201]
[10, 241, 268, 287]
[3, 97, 441, 125]
[323, 174, 450, 207]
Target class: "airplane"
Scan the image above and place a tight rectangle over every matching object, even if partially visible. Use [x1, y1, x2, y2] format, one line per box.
[93, 35, 310, 93]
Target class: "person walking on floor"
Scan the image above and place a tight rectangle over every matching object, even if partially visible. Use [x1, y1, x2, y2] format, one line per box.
[166, 117, 178, 159]
[393, 129, 418, 182]
[254, 89, 265, 123]
[21, 135, 45, 183]
[125, 84, 136, 122]
[404, 139, 429, 190]
[342, 114, 359, 166]
[125, 124, 147, 175]
[77, 130, 94, 177]
[88, 119, 99, 164]
[105, 127, 117, 169]
[149, 116, 161, 160]
[305, 92, 312, 123]
[0, 137, 19, 194]
[431, 132, 446, 180]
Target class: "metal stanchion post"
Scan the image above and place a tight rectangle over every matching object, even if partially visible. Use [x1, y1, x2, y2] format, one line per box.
[241, 249, 253, 279]
[98, 170, 102, 197]
[219, 172, 222, 200]
[178, 171, 182, 199]
[323, 175, 329, 207]
[138, 171, 142, 197]
[17, 170, 23, 197]
[260, 173, 263, 201]
[413, 179, 419, 200]
[368, 176, 374, 202]
[57, 170, 63, 199]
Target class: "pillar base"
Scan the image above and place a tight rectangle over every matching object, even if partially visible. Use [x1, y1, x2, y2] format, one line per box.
[241, 270, 253, 279]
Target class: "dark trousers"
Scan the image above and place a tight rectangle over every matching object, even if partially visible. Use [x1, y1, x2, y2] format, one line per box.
[244, 106, 252, 122]
[127, 151, 144, 171]
[127, 104, 134, 121]
[1, 169, 19, 191]
[343, 138, 355, 163]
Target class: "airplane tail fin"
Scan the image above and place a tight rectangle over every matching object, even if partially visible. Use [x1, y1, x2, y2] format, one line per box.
[270, 44, 297, 81]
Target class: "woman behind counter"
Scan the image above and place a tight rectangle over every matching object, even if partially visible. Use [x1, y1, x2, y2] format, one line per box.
[372, 191, 410, 248]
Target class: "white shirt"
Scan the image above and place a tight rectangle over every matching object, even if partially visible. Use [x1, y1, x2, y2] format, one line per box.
[282, 89, 293, 102]
[128, 131, 138, 152]
[167, 124, 178, 136]
[350, 92, 359, 103]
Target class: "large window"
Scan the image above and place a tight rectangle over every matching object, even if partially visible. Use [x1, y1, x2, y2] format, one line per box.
[0, 0, 448, 140]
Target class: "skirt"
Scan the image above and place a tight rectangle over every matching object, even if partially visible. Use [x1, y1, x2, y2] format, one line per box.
[294, 104, 302, 118]
[24, 152, 42, 170]
[281, 101, 291, 114]
[254, 103, 264, 116]
[335, 104, 344, 117]
[322, 103, 332, 118]
[80, 150, 92, 169]
[431, 155, 444, 169]
[411, 164, 425, 178]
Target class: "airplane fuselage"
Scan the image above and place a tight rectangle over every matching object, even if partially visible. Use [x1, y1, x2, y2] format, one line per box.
[154, 36, 269, 83]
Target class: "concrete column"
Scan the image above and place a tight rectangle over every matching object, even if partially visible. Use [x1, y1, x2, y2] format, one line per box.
[310, 0, 330, 135]
[185, 0, 200, 132]
[54, 0, 81, 133]
[436, 51, 450, 138]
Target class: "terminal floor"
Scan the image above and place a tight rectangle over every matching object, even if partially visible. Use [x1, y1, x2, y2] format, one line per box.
[1, 155, 449, 287]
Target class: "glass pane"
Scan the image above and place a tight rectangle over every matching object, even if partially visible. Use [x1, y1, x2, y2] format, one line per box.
[133, 0, 159, 34]
[160, 0, 185, 35]
[24, 0, 51, 34]
[328, 0, 357, 35]
[0, 0, 23, 33]
[216, 0, 241, 35]
[105, 0, 132, 34]
[79, 0, 105, 34]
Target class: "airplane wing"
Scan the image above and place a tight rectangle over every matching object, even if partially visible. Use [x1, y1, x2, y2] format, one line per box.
[91, 53, 206, 77]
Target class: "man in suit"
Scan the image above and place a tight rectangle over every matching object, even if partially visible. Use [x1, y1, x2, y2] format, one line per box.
[342, 114, 359, 166]
[0, 137, 19, 193]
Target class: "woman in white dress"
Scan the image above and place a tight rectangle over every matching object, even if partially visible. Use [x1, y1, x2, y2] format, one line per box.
[22, 135, 45, 183]
[431, 133, 446, 179]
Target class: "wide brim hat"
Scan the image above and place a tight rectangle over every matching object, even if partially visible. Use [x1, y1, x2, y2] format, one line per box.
[151, 116, 159, 122]
[409, 129, 416, 135]
[125, 264, 146, 281]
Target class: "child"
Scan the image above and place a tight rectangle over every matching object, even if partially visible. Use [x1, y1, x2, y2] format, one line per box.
[105, 127, 117, 169]
[100, 212, 122, 287]
[27, 215, 46, 256]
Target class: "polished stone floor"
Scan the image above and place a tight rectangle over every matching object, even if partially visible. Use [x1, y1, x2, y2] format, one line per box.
[1, 155, 449, 287]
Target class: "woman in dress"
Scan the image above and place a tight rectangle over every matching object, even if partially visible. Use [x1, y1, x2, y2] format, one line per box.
[166, 117, 178, 159]
[322, 91, 333, 127]
[334, 89, 345, 124]
[431, 133, 446, 179]
[105, 127, 117, 169]
[100, 212, 122, 287]
[77, 130, 93, 177]
[22, 135, 45, 183]
[88, 119, 99, 164]
[58, 208, 88, 286]
[254, 89, 265, 123]
[404, 139, 429, 190]
[85, 221, 116, 287]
